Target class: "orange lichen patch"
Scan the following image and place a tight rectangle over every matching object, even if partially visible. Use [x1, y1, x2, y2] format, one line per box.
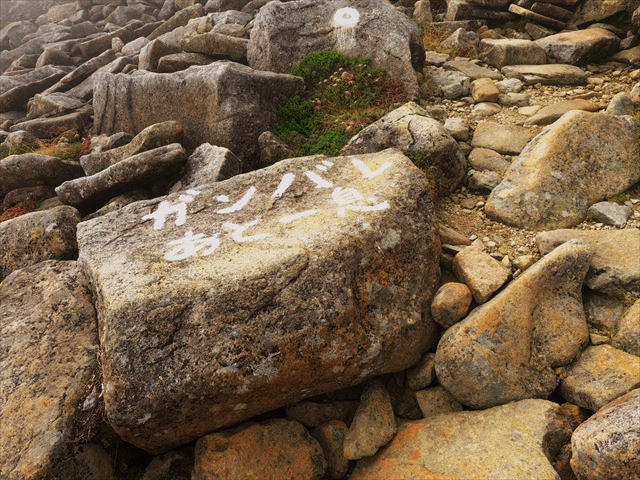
[0, 205, 30, 222]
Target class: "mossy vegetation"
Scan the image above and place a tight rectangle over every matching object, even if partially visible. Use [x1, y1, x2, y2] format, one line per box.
[420, 23, 477, 59]
[274, 51, 408, 157]
[0, 140, 86, 161]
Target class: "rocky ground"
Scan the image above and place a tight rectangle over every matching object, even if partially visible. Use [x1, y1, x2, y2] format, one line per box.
[1, 0, 640, 479]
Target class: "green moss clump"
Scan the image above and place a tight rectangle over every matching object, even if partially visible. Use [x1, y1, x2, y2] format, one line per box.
[274, 50, 408, 158]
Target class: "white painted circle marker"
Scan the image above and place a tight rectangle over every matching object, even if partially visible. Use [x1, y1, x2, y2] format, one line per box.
[333, 7, 360, 28]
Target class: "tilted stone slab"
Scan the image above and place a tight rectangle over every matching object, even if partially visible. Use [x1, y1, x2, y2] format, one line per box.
[523, 99, 600, 126]
[93, 62, 304, 170]
[478, 38, 547, 69]
[501, 64, 588, 85]
[535, 28, 621, 65]
[0, 261, 98, 480]
[435, 241, 592, 409]
[76, 149, 440, 453]
[486, 111, 640, 230]
[536, 228, 640, 296]
[0, 153, 84, 197]
[247, 0, 425, 98]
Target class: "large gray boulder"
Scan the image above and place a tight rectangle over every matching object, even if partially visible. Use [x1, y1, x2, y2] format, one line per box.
[485, 111, 640, 230]
[0, 261, 98, 480]
[435, 241, 592, 409]
[93, 62, 304, 170]
[247, 0, 425, 98]
[340, 102, 466, 194]
[76, 149, 440, 453]
[351, 399, 575, 480]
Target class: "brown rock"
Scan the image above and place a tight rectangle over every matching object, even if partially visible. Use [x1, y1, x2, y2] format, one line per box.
[471, 77, 500, 103]
[571, 389, 640, 480]
[192, 418, 327, 480]
[478, 38, 547, 69]
[430, 282, 473, 328]
[560, 345, 640, 411]
[286, 401, 358, 428]
[0, 261, 98, 480]
[405, 352, 436, 391]
[350, 399, 574, 480]
[453, 245, 510, 304]
[523, 99, 600, 126]
[613, 299, 640, 356]
[344, 380, 397, 460]
[311, 421, 349, 480]
[0, 205, 80, 280]
[535, 28, 620, 65]
[471, 120, 537, 155]
[414, 386, 463, 418]
[436, 241, 592, 409]
[501, 64, 588, 85]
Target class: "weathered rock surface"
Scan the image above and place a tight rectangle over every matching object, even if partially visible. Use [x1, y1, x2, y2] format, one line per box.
[588, 201, 632, 227]
[453, 245, 510, 303]
[192, 418, 327, 480]
[523, 99, 600, 126]
[571, 388, 640, 480]
[535, 28, 621, 65]
[536, 228, 640, 296]
[170, 143, 241, 192]
[93, 62, 304, 169]
[0, 153, 84, 197]
[430, 282, 473, 328]
[486, 111, 640, 230]
[502, 64, 588, 85]
[471, 120, 537, 154]
[341, 102, 466, 193]
[57, 144, 187, 211]
[478, 39, 547, 69]
[76, 149, 440, 453]
[414, 385, 463, 418]
[436, 241, 591, 409]
[0, 65, 66, 112]
[80, 120, 184, 175]
[350, 399, 574, 480]
[311, 421, 349, 480]
[344, 380, 397, 460]
[425, 65, 471, 99]
[0, 261, 98, 480]
[613, 299, 640, 356]
[0, 205, 80, 280]
[247, 0, 425, 98]
[285, 400, 357, 428]
[573, 0, 640, 25]
[560, 345, 640, 412]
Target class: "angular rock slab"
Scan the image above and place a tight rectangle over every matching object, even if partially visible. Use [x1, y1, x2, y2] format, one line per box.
[571, 389, 640, 480]
[501, 64, 588, 85]
[247, 0, 425, 98]
[435, 241, 591, 409]
[536, 228, 640, 297]
[0, 153, 84, 197]
[93, 62, 304, 169]
[0, 261, 98, 480]
[76, 149, 440, 453]
[350, 399, 574, 480]
[486, 111, 640, 230]
[535, 28, 621, 65]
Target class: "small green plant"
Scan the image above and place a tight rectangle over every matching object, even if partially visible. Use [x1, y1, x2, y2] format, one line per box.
[274, 51, 408, 157]
[607, 192, 630, 204]
[0, 143, 35, 159]
[409, 152, 442, 183]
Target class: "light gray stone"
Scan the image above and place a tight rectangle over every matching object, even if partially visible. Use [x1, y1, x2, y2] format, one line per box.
[170, 143, 241, 192]
[478, 38, 547, 69]
[471, 120, 537, 154]
[605, 92, 636, 115]
[535, 28, 621, 65]
[588, 201, 632, 227]
[453, 244, 510, 303]
[425, 66, 471, 99]
[501, 64, 588, 85]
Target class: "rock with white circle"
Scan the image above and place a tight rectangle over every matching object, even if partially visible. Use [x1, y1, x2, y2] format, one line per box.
[247, 0, 425, 98]
[76, 149, 440, 453]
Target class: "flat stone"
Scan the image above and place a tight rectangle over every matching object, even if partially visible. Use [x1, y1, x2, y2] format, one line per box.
[9, 110, 90, 139]
[502, 64, 588, 85]
[444, 59, 503, 80]
[508, 4, 566, 29]
[93, 62, 304, 170]
[571, 389, 640, 480]
[192, 419, 326, 480]
[0, 205, 80, 280]
[524, 99, 600, 125]
[57, 143, 187, 211]
[437, 241, 591, 409]
[425, 66, 471, 99]
[343, 380, 397, 460]
[486, 112, 640, 230]
[0, 261, 98, 480]
[560, 345, 640, 411]
[471, 120, 537, 154]
[43, 49, 118, 96]
[75, 150, 440, 453]
[443, 117, 470, 141]
[350, 399, 574, 480]
[157, 52, 213, 73]
[588, 201, 632, 227]
[573, 0, 639, 25]
[26, 93, 86, 120]
[414, 386, 463, 418]
[247, 0, 425, 98]
[0, 153, 83, 197]
[611, 45, 640, 65]
[536, 228, 640, 297]
[531, 2, 574, 21]
[341, 102, 466, 194]
[613, 300, 640, 356]
[535, 28, 621, 65]
[478, 38, 547, 69]
[405, 352, 437, 391]
[80, 121, 184, 176]
[470, 102, 501, 119]
[430, 282, 473, 328]
[0, 65, 66, 111]
[525, 22, 556, 40]
[606, 92, 636, 115]
[453, 245, 510, 304]
[466, 169, 501, 192]
[468, 147, 510, 174]
[183, 32, 248, 63]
